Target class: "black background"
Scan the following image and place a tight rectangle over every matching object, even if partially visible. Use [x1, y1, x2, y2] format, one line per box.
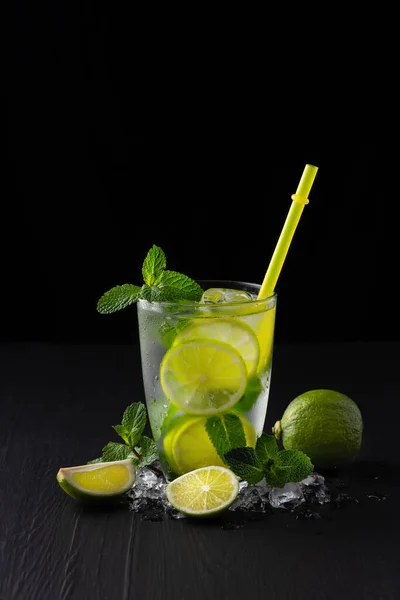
[2, 134, 389, 346]
[2, 6, 392, 346]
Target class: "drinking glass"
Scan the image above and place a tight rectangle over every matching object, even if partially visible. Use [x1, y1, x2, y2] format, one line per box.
[137, 280, 277, 481]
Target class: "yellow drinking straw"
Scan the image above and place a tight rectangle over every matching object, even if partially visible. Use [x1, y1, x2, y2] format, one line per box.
[258, 164, 319, 300]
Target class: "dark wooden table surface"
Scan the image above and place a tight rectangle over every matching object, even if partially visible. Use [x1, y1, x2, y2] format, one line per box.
[1, 340, 399, 600]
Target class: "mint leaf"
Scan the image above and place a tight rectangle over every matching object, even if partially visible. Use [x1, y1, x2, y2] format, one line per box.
[101, 442, 133, 462]
[142, 245, 166, 286]
[157, 270, 203, 302]
[140, 283, 163, 302]
[223, 413, 246, 449]
[206, 416, 230, 459]
[234, 376, 263, 413]
[135, 436, 159, 468]
[278, 449, 313, 482]
[112, 424, 130, 445]
[97, 284, 141, 314]
[140, 271, 203, 303]
[121, 402, 147, 447]
[264, 460, 288, 488]
[255, 433, 279, 465]
[87, 457, 102, 464]
[224, 447, 264, 484]
[206, 413, 246, 461]
[264, 449, 313, 488]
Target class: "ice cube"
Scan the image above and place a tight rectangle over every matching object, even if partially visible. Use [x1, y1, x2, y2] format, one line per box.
[229, 480, 272, 512]
[201, 288, 254, 305]
[269, 482, 305, 509]
[127, 466, 186, 519]
[301, 472, 326, 487]
[300, 472, 331, 504]
[146, 479, 167, 501]
[129, 467, 159, 498]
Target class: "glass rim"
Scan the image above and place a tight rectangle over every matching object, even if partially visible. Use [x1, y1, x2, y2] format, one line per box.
[138, 279, 277, 310]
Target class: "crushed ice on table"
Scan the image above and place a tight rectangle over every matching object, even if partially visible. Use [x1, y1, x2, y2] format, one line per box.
[201, 288, 253, 305]
[229, 473, 332, 512]
[127, 467, 334, 520]
[229, 480, 271, 512]
[127, 461, 390, 523]
[366, 492, 388, 501]
[127, 464, 185, 520]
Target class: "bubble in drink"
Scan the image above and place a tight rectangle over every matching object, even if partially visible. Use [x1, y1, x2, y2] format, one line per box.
[201, 288, 253, 305]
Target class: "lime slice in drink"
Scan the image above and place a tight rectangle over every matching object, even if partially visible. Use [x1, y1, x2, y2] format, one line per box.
[163, 412, 257, 475]
[247, 306, 276, 373]
[56, 459, 136, 501]
[160, 339, 247, 415]
[174, 318, 260, 378]
[166, 466, 239, 517]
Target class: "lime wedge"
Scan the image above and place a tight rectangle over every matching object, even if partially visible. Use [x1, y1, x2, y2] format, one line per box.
[160, 339, 247, 415]
[56, 459, 136, 501]
[166, 466, 239, 517]
[164, 412, 257, 475]
[174, 318, 260, 378]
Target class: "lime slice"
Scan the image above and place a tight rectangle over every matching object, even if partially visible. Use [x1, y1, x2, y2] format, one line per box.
[166, 466, 239, 517]
[246, 307, 276, 373]
[56, 459, 136, 501]
[160, 339, 247, 415]
[164, 412, 257, 475]
[175, 318, 260, 378]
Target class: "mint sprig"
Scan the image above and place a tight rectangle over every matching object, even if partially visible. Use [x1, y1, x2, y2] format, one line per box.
[97, 245, 203, 314]
[206, 421, 313, 488]
[224, 433, 313, 488]
[88, 402, 160, 474]
[115, 401, 147, 447]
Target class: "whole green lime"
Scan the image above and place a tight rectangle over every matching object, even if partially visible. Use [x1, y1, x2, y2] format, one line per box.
[273, 389, 363, 469]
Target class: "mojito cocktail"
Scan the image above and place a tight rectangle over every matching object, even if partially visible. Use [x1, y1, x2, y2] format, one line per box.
[138, 281, 277, 481]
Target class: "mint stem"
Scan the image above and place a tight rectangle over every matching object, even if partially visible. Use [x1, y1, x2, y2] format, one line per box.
[132, 447, 163, 476]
